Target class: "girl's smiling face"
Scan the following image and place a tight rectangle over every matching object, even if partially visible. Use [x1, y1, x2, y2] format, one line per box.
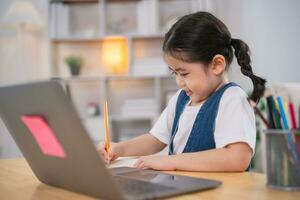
[164, 54, 227, 105]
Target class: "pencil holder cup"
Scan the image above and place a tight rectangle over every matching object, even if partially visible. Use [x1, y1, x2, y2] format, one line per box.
[264, 129, 300, 191]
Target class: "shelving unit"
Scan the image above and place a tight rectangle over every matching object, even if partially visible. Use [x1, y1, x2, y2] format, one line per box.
[55, 75, 177, 142]
[48, 0, 210, 143]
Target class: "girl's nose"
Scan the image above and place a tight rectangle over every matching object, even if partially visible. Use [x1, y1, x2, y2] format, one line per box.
[176, 75, 186, 88]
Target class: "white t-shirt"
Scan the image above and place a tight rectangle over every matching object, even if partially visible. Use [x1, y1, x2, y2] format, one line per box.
[149, 86, 256, 155]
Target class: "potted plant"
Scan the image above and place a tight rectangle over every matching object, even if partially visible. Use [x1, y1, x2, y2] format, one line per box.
[65, 55, 83, 76]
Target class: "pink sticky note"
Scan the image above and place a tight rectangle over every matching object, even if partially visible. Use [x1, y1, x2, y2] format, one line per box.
[21, 115, 66, 158]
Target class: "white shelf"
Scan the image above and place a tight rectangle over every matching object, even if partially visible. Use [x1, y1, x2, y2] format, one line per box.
[51, 73, 172, 81]
[55, 75, 177, 141]
[50, 33, 164, 42]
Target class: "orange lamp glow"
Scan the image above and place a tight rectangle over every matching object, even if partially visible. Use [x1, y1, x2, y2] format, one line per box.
[102, 36, 128, 74]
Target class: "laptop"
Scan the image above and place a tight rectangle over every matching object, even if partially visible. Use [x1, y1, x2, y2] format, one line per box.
[0, 81, 221, 200]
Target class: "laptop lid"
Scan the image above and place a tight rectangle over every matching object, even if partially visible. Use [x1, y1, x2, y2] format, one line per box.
[0, 81, 124, 200]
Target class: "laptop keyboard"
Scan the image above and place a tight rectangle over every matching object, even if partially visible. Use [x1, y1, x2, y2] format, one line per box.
[113, 176, 177, 199]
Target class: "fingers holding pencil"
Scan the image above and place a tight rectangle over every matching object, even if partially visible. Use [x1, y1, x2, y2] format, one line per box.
[100, 142, 119, 164]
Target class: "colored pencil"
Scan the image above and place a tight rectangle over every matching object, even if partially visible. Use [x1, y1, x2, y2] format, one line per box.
[283, 98, 291, 128]
[276, 96, 289, 130]
[269, 95, 282, 129]
[288, 97, 297, 129]
[249, 99, 270, 128]
[299, 105, 300, 130]
[266, 96, 276, 128]
[104, 101, 110, 152]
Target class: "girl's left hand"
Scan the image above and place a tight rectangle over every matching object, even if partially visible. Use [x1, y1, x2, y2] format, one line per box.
[133, 155, 175, 171]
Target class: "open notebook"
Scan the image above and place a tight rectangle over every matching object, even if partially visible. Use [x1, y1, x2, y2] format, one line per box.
[108, 157, 139, 168]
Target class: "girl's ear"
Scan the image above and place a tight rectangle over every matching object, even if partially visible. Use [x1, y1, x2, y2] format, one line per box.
[209, 55, 226, 75]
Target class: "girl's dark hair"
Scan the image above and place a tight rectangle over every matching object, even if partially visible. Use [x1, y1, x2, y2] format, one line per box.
[163, 11, 266, 103]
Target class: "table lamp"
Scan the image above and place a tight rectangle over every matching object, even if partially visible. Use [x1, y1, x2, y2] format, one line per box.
[102, 36, 128, 74]
[1, 0, 43, 32]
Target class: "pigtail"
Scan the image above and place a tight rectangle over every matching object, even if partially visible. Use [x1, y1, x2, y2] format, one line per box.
[231, 38, 266, 103]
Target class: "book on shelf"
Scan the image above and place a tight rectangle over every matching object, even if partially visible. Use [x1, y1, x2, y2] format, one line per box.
[50, 2, 69, 39]
[137, 0, 158, 34]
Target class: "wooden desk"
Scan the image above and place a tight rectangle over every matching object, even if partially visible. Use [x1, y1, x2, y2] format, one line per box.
[0, 158, 299, 200]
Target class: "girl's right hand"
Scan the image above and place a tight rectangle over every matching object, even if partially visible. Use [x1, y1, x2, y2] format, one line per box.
[99, 142, 121, 164]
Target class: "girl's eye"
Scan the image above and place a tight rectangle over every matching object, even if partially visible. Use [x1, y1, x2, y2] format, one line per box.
[169, 71, 188, 77]
[180, 73, 189, 77]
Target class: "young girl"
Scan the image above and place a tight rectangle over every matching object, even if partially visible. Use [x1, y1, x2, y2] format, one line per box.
[100, 11, 266, 172]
